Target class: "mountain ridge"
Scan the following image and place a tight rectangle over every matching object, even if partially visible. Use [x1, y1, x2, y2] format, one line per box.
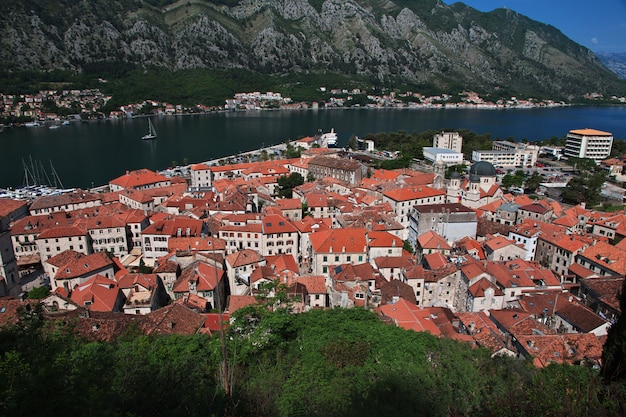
[1, 0, 625, 99]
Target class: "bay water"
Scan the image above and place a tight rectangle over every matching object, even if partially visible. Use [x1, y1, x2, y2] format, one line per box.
[1, 106, 625, 189]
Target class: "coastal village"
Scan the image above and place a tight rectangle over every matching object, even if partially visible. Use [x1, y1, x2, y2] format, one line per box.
[5, 87, 626, 126]
[1, 122, 624, 369]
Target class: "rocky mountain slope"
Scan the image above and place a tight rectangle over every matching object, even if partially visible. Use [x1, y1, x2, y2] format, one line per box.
[2, 0, 625, 97]
[596, 52, 626, 80]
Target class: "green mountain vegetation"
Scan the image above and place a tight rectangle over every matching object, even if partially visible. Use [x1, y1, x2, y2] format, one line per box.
[1, 305, 626, 417]
[1, 0, 625, 105]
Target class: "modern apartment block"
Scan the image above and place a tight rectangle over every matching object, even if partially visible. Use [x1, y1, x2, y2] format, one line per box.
[472, 141, 540, 168]
[433, 131, 463, 153]
[563, 128, 613, 163]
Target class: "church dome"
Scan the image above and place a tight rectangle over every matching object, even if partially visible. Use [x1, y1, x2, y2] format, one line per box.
[469, 161, 496, 177]
[450, 171, 461, 179]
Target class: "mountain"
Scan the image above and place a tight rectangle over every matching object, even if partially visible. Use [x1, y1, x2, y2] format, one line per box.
[1, 0, 625, 99]
[596, 52, 626, 80]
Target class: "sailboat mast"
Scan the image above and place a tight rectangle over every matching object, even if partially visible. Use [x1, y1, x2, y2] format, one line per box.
[50, 161, 64, 189]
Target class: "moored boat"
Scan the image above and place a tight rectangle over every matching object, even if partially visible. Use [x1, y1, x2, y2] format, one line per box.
[142, 118, 157, 140]
[320, 128, 338, 147]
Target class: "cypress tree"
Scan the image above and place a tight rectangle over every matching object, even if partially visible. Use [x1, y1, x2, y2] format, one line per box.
[601, 277, 626, 382]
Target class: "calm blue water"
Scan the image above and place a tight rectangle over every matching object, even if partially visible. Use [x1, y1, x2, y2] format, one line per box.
[1, 106, 625, 189]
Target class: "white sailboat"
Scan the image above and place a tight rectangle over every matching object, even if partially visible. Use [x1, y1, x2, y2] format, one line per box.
[142, 118, 157, 140]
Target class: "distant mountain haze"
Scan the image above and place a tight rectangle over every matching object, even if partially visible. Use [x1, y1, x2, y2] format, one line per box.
[1, 0, 625, 97]
[596, 53, 626, 80]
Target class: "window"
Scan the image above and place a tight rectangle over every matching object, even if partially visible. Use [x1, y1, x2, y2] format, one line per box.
[323, 256, 328, 262]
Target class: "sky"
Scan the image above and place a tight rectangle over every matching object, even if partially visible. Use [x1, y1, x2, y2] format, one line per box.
[443, 1, 626, 53]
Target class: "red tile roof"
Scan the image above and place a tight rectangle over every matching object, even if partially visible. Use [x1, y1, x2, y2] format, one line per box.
[468, 278, 503, 297]
[109, 168, 170, 189]
[173, 261, 224, 293]
[143, 217, 204, 236]
[116, 273, 158, 290]
[423, 252, 449, 270]
[417, 231, 451, 250]
[0, 297, 26, 327]
[294, 275, 327, 294]
[376, 298, 441, 335]
[456, 311, 508, 353]
[168, 236, 227, 252]
[262, 214, 298, 234]
[225, 249, 264, 268]
[382, 186, 446, 202]
[517, 333, 603, 368]
[578, 241, 626, 275]
[569, 128, 612, 136]
[265, 254, 299, 274]
[142, 303, 206, 335]
[52, 251, 114, 280]
[36, 225, 87, 239]
[0, 198, 27, 219]
[70, 275, 121, 312]
[227, 295, 259, 313]
[367, 230, 404, 248]
[309, 228, 367, 253]
[374, 255, 414, 269]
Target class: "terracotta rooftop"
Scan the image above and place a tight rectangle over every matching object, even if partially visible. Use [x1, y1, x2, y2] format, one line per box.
[141, 303, 205, 335]
[70, 275, 121, 312]
[226, 249, 264, 268]
[52, 251, 114, 280]
[310, 228, 367, 254]
[556, 302, 609, 333]
[516, 333, 603, 368]
[569, 128, 612, 136]
[227, 295, 259, 313]
[109, 168, 169, 189]
[380, 279, 417, 304]
[376, 298, 441, 335]
[0, 198, 27, 219]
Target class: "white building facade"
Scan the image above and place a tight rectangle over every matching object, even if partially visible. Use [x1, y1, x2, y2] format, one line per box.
[563, 128, 613, 163]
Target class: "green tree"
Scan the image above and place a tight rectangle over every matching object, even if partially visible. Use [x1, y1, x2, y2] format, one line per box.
[276, 173, 304, 198]
[566, 157, 599, 172]
[348, 135, 357, 150]
[501, 170, 524, 188]
[137, 258, 153, 274]
[445, 164, 465, 179]
[525, 171, 544, 191]
[27, 286, 50, 300]
[283, 143, 302, 159]
[403, 240, 414, 254]
[561, 170, 607, 207]
[602, 278, 626, 383]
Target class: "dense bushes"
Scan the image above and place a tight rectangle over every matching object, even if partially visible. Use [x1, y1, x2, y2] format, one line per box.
[1, 307, 625, 416]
